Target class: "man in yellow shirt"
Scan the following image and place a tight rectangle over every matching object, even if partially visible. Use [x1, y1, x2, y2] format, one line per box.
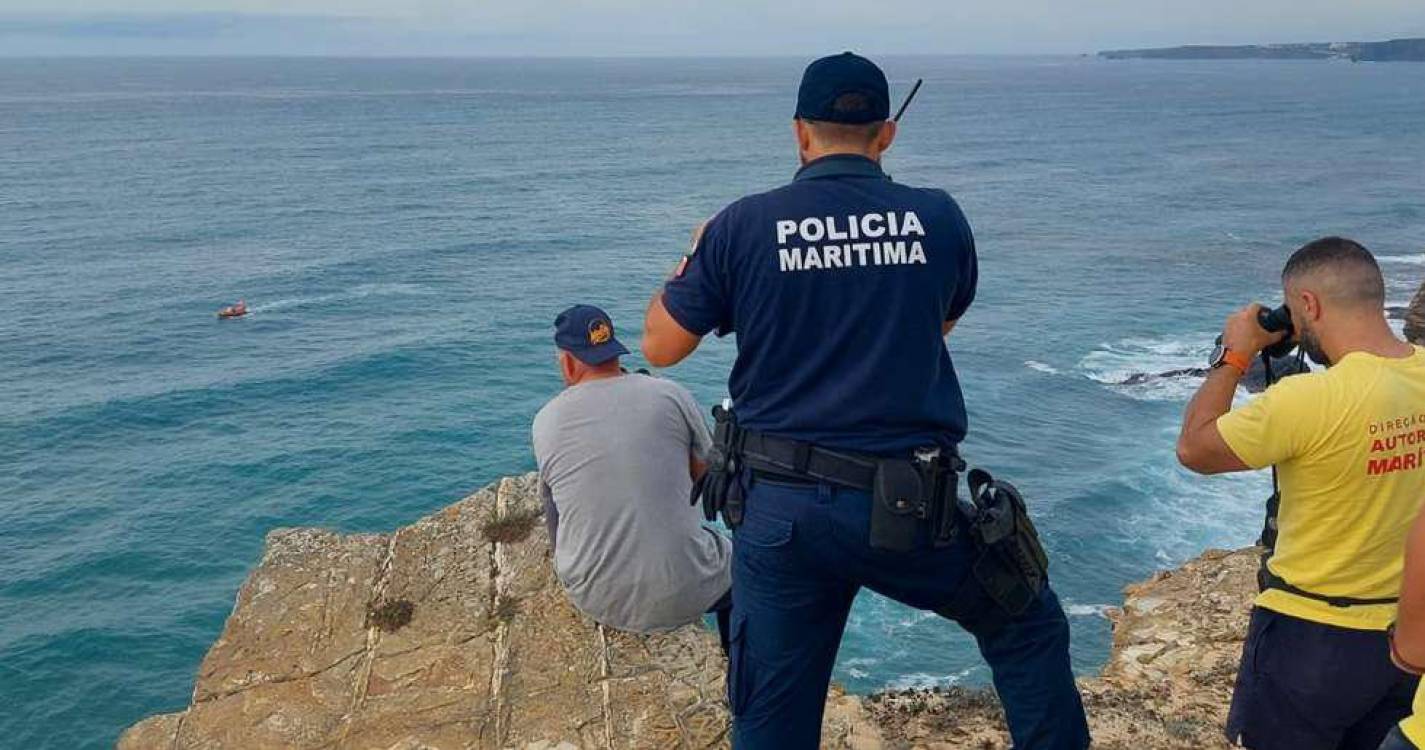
[1178, 237, 1425, 750]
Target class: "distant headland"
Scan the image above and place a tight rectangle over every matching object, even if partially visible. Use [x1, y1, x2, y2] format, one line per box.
[1100, 38, 1425, 62]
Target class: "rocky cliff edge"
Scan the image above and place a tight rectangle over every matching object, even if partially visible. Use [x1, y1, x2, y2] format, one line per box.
[119, 474, 1258, 749]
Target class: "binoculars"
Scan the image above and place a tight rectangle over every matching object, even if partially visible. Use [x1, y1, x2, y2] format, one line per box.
[1258, 304, 1296, 358]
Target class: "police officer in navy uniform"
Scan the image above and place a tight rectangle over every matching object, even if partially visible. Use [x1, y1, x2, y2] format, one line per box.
[641, 52, 1089, 749]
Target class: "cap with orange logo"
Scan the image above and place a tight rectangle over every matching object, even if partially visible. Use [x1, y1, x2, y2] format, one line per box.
[554, 304, 630, 366]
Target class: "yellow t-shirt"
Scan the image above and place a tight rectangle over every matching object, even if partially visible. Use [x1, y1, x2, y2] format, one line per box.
[1402, 682, 1425, 746]
[1217, 347, 1425, 630]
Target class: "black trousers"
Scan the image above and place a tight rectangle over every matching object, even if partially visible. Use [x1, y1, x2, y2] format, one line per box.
[1228, 607, 1418, 750]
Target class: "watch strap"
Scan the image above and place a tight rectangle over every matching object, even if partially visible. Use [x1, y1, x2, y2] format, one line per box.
[1220, 349, 1253, 374]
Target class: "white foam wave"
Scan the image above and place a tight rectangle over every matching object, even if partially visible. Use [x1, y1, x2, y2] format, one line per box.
[1063, 603, 1112, 618]
[1378, 254, 1425, 266]
[842, 656, 879, 681]
[245, 283, 432, 314]
[1025, 360, 1060, 375]
[1079, 334, 1214, 402]
[883, 667, 977, 692]
[1387, 300, 1411, 338]
[1108, 432, 1266, 562]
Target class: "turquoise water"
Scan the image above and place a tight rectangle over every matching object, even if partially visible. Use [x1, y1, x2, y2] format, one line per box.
[2, 56, 1424, 748]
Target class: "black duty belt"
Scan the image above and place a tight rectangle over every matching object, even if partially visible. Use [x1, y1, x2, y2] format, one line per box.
[739, 430, 881, 491]
[1260, 568, 1398, 609]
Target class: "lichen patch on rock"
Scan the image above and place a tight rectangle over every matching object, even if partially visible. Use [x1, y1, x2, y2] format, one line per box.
[366, 598, 415, 633]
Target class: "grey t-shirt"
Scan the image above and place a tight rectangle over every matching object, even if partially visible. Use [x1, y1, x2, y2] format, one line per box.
[531, 374, 731, 633]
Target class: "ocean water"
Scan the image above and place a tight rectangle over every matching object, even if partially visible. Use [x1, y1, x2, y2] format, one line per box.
[2, 55, 1424, 748]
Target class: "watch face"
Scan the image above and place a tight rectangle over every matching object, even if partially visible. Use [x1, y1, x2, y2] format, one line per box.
[1209, 344, 1226, 368]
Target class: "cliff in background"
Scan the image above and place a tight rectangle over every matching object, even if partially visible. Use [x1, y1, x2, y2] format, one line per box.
[1100, 38, 1425, 62]
[119, 473, 1260, 749]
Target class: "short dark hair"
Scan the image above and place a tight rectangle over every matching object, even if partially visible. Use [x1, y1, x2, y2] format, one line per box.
[802, 92, 886, 145]
[1282, 236, 1385, 307]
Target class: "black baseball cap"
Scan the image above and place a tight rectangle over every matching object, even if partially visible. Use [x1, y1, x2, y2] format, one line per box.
[795, 51, 890, 124]
[553, 304, 629, 366]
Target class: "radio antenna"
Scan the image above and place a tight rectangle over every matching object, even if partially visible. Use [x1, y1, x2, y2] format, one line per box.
[892, 78, 924, 122]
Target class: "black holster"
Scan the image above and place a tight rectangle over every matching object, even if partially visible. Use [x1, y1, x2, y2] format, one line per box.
[937, 468, 1049, 633]
[690, 404, 745, 529]
[870, 449, 964, 552]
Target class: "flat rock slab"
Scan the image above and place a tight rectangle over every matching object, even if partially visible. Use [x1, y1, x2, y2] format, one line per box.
[121, 474, 1261, 749]
[119, 475, 796, 749]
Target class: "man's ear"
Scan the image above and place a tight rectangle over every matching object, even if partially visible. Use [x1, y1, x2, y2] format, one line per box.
[558, 351, 577, 383]
[794, 119, 812, 157]
[876, 119, 897, 153]
[1301, 289, 1324, 323]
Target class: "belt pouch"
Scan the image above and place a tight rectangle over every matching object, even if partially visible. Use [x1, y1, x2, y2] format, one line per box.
[871, 459, 923, 552]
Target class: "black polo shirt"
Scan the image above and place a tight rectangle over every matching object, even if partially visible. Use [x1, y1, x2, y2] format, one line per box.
[662, 154, 978, 455]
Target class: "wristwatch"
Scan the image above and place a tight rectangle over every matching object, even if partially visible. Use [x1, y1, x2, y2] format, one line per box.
[1209, 344, 1252, 374]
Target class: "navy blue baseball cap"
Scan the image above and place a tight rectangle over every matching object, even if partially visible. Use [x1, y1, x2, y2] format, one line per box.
[554, 304, 629, 366]
[795, 51, 890, 124]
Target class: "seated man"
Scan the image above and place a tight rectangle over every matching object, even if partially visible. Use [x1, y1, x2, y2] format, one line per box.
[1177, 237, 1425, 750]
[532, 304, 731, 646]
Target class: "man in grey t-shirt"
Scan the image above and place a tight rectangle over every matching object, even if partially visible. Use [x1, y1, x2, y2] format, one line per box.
[532, 305, 731, 637]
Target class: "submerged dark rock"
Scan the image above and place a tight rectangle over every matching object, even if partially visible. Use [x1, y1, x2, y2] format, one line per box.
[1117, 353, 1308, 393]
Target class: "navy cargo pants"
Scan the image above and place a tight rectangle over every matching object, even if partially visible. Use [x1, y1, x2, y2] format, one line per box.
[728, 475, 1090, 749]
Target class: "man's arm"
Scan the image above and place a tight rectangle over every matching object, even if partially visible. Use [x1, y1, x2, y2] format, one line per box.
[1392, 504, 1425, 669]
[942, 200, 977, 340]
[1176, 303, 1285, 475]
[690, 452, 708, 482]
[643, 219, 720, 368]
[643, 291, 703, 368]
[1176, 367, 1250, 474]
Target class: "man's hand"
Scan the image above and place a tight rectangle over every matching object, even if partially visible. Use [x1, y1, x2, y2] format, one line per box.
[1222, 303, 1286, 358]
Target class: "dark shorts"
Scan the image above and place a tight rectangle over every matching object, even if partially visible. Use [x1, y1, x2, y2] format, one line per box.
[1227, 607, 1418, 750]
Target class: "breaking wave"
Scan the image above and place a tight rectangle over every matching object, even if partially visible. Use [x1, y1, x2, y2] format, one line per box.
[1079, 335, 1215, 403]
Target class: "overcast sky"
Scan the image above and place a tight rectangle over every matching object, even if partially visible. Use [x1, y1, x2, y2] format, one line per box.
[2, 1, 1423, 56]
